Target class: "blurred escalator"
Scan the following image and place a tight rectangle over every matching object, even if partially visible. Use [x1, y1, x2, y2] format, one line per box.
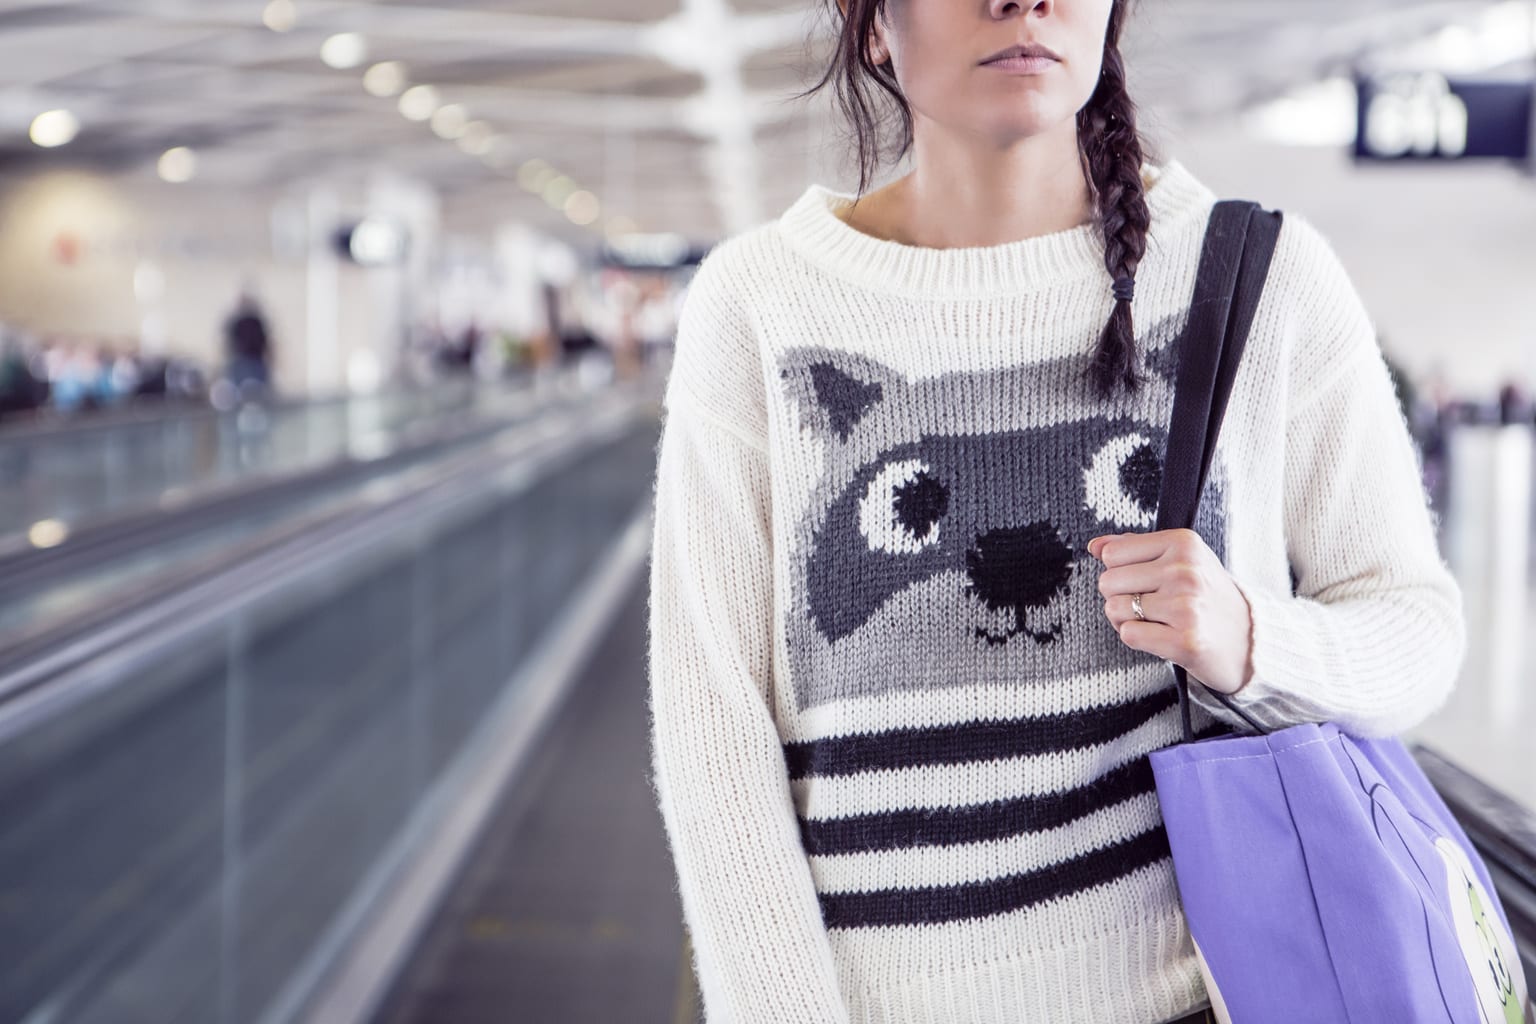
[0, 370, 684, 1024]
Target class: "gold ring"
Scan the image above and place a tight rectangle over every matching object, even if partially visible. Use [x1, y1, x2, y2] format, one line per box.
[1132, 592, 1146, 621]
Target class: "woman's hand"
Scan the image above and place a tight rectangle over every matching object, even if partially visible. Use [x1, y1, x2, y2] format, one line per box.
[1087, 528, 1255, 696]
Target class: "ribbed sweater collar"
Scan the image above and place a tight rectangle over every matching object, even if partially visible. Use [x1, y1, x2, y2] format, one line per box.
[774, 157, 1215, 299]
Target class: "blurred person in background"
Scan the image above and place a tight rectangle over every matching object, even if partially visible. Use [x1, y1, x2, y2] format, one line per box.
[451, 320, 482, 370]
[0, 326, 44, 420]
[88, 342, 129, 408]
[646, 0, 1468, 1022]
[1376, 334, 1417, 430]
[44, 336, 100, 414]
[1498, 380, 1532, 427]
[1413, 362, 1455, 521]
[107, 339, 144, 402]
[223, 288, 275, 399]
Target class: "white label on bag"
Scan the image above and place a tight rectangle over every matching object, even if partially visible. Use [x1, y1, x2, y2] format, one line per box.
[1434, 835, 1530, 1024]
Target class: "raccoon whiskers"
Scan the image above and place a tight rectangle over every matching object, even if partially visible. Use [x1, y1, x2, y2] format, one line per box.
[973, 620, 1064, 647]
[1023, 622, 1065, 644]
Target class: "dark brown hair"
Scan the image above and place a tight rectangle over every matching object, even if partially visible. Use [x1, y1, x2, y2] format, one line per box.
[793, 0, 1155, 401]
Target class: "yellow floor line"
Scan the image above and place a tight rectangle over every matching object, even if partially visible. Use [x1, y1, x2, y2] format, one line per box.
[672, 930, 699, 1024]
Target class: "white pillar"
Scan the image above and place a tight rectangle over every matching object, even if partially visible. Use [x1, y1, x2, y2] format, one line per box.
[306, 186, 341, 397]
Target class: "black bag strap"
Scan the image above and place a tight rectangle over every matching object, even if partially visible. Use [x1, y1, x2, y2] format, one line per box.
[1153, 199, 1283, 743]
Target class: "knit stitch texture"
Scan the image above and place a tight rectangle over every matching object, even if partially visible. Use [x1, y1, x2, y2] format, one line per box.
[645, 157, 1468, 1024]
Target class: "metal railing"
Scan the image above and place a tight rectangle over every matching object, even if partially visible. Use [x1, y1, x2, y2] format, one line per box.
[0, 378, 663, 1024]
[0, 378, 531, 536]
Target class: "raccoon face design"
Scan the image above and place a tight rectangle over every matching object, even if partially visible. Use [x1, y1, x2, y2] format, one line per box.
[776, 314, 1229, 711]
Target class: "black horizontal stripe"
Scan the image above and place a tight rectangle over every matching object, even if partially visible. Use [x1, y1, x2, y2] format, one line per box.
[783, 687, 1179, 780]
[796, 721, 1232, 856]
[799, 754, 1156, 856]
[818, 823, 1173, 929]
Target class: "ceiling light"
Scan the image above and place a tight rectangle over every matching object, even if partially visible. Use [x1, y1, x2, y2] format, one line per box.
[262, 0, 296, 32]
[564, 190, 600, 226]
[363, 61, 407, 97]
[321, 33, 367, 70]
[430, 103, 468, 140]
[348, 218, 407, 266]
[517, 158, 553, 191]
[457, 120, 494, 155]
[1377, 2, 1536, 75]
[1241, 76, 1357, 148]
[399, 84, 439, 121]
[483, 144, 516, 170]
[541, 175, 577, 208]
[29, 109, 79, 148]
[158, 147, 197, 183]
[1432, 25, 1481, 71]
[605, 215, 639, 239]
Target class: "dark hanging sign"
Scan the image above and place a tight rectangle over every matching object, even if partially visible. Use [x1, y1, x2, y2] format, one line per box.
[1354, 71, 1533, 162]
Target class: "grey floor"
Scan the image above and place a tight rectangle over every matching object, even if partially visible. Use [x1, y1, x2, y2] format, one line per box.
[1411, 426, 1536, 814]
[371, 575, 699, 1024]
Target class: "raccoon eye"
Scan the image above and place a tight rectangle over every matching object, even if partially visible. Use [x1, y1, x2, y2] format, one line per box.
[1083, 432, 1160, 529]
[860, 458, 948, 554]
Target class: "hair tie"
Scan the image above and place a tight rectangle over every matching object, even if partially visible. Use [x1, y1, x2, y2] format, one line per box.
[1112, 275, 1135, 303]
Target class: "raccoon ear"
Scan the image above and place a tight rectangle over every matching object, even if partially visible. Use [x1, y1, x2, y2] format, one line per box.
[1141, 310, 1187, 387]
[777, 347, 895, 444]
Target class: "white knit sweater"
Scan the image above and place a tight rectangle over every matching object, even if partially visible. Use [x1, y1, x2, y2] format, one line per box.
[644, 157, 1467, 1024]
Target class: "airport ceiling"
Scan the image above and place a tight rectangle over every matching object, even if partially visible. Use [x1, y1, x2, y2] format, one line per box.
[0, 0, 1504, 249]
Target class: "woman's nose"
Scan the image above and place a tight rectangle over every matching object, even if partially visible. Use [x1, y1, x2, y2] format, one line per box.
[990, 0, 1053, 20]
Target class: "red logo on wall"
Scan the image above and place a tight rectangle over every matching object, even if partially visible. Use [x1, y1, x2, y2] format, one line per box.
[51, 232, 81, 266]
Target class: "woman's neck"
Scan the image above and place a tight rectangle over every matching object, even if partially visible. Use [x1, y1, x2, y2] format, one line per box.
[837, 124, 1098, 250]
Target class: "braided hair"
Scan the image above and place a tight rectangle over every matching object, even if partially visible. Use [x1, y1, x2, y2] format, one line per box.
[797, 0, 1155, 402]
[1076, 0, 1152, 401]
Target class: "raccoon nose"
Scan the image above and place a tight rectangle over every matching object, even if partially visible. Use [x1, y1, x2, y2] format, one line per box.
[965, 522, 1074, 612]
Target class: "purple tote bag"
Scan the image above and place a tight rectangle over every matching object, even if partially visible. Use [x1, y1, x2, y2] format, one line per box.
[1147, 201, 1531, 1024]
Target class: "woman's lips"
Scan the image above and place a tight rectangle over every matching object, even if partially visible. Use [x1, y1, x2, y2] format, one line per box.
[982, 55, 1058, 74]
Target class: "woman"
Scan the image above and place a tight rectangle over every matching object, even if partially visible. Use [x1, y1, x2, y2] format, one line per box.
[646, 0, 1467, 1021]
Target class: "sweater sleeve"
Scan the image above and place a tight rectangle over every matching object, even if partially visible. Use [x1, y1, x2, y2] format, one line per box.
[1188, 215, 1468, 738]
[646, 249, 850, 1023]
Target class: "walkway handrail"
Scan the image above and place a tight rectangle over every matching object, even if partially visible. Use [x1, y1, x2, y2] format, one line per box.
[0, 382, 656, 745]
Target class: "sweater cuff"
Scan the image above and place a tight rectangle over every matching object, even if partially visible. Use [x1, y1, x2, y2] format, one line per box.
[1187, 574, 1316, 729]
